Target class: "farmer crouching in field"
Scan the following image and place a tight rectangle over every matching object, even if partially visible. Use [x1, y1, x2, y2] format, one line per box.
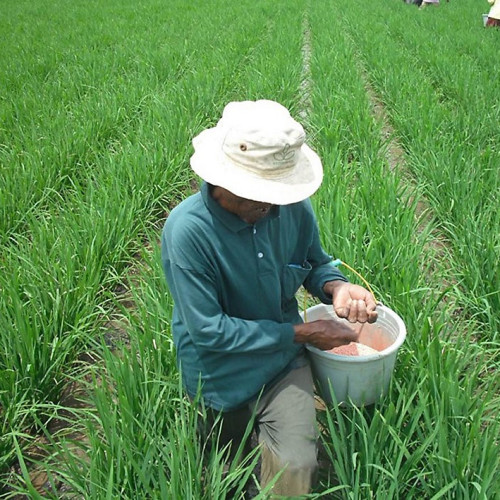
[161, 100, 377, 497]
[486, 0, 500, 27]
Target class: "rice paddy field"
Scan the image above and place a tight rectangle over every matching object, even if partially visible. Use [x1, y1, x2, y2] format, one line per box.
[1, 0, 499, 497]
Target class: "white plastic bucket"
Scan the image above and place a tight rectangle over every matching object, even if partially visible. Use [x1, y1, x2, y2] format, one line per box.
[483, 14, 489, 27]
[301, 304, 406, 406]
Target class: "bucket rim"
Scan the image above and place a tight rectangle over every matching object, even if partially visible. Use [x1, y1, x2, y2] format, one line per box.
[303, 304, 406, 362]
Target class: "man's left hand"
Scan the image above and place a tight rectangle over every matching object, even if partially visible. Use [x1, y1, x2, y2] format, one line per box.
[323, 281, 378, 324]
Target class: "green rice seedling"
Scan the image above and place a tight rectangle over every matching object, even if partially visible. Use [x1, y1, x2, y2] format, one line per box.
[1, 397, 91, 499]
[0, 387, 42, 475]
[0, 169, 152, 477]
[307, 4, 437, 314]
[228, 0, 304, 108]
[307, 2, 499, 497]
[329, 0, 499, 338]
[2, 0, 310, 483]
[41, 386, 262, 499]
[9, 237, 262, 498]
[316, 323, 499, 498]
[0, 0, 269, 243]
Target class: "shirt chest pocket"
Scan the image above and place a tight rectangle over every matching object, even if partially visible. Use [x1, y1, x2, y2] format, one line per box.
[281, 261, 312, 300]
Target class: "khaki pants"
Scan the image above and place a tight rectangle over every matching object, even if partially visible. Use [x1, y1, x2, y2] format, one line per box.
[203, 363, 318, 497]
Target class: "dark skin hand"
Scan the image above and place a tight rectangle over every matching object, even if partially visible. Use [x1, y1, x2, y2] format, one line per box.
[294, 282, 378, 350]
[324, 280, 378, 324]
[293, 318, 359, 350]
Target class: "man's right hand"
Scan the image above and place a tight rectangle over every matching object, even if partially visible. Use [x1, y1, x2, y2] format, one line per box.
[293, 319, 358, 351]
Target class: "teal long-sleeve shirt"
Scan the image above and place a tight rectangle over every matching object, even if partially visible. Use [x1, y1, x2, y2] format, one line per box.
[161, 182, 347, 411]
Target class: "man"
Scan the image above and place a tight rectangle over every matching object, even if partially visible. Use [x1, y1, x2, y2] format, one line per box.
[486, 0, 500, 27]
[161, 100, 377, 496]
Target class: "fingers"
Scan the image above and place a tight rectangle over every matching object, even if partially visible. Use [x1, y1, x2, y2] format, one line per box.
[364, 294, 378, 323]
[333, 283, 378, 323]
[319, 320, 358, 350]
[335, 298, 361, 322]
[352, 299, 365, 323]
[335, 298, 378, 323]
[304, 319, 358, 350]
[332, 285, 351, 320]
[366, 303, 378, 323]
[328, 320, 358, 348]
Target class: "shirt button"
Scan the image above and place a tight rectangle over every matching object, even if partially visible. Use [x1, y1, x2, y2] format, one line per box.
[257, 252, 264, 258]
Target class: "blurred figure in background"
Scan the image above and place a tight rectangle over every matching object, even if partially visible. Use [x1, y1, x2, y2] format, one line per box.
[420, 0, 439, 8]
[486, 0, 500, 27]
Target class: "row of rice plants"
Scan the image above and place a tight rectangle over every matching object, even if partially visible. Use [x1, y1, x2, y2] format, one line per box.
[307, 0, 499, 497]
[1, 0, 192, 242]
[10, 237, 266, 498]
[333, 0, 499, 336]
[0, 0, 290, 489]
[1, 0, 309, 495]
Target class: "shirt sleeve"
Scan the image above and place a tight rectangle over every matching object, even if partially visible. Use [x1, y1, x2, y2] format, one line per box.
[162, 224, 296, 353]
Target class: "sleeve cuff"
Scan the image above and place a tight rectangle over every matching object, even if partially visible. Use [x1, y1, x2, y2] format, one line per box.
[317, 273, 349, 304]
[279, 323, 296, 347]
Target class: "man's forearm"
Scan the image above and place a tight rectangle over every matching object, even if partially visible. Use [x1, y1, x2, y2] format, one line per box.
[293, 319, 358, 350]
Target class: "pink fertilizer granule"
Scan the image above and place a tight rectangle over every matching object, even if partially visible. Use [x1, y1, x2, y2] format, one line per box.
[326, 342, 379, 357]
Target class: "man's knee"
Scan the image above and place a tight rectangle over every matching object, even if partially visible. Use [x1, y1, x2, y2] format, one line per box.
[278, 438, 318, 471]
[260, 442, 318, 495]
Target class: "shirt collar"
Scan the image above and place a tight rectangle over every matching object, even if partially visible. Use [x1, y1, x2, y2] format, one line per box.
[200, 182, 279, 233]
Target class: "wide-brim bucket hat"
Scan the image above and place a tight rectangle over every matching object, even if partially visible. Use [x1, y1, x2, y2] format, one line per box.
[190, 100, 323, 205]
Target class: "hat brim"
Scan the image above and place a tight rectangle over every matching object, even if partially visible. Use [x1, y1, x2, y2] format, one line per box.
[190, 128, 324, 205]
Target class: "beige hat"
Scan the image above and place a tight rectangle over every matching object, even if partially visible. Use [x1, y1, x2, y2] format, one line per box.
[190, 100, 323, 205]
